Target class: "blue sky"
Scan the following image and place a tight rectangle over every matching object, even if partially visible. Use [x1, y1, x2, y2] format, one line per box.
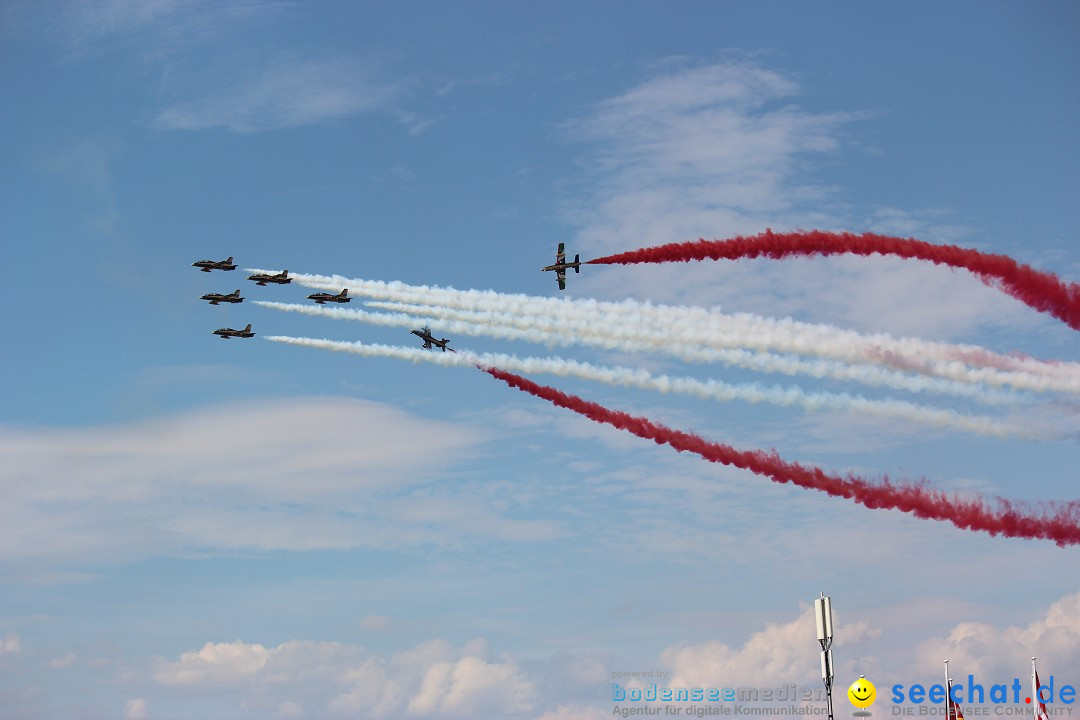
[2, 1, 1079, 718]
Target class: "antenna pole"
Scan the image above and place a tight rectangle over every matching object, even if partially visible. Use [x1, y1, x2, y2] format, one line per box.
[815, 593, 835, 720]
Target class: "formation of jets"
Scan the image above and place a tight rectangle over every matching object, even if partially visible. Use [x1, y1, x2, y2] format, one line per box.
[195, 243, 583, 346]
[411, 326, 451, 352]
[195, 256, 252, 338]
[541, 242, 581, 290]
[195, 257, 356, 339]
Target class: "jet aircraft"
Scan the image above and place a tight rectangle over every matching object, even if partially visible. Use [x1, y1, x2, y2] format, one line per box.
[541, 243, 580, 290]
[411, 326, 451, 352]
[192, 256, 237, 272]
[307, 289, 351, 304]
[200, 289, 244, 305]
[212, 324, 255, 339]
[247, 270, 291, 286]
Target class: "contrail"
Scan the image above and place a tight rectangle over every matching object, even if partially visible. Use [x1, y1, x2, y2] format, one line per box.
[253, 269, 1080, 391]
[255, 301, 430, 330]
[266, 336, 466, 367]
[587, 229, 1080, 332]
[364, 300, 1018, 404]
[263, 335, 1048, 439]
[264, 298, 1007, 403]
[252, 278, 1080, 395]
[255, 300, 568, 346]
[485, 367, 1080, 546]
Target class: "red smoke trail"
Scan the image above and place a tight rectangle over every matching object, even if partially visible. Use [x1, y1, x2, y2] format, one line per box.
[587, 229, 1080, 331]
[484, 367, 1080, 546]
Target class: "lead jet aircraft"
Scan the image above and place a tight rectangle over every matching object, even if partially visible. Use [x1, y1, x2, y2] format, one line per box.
[541, 243, 580, 290]
[411, 326, 451, 352]
[307, 289, 351, 304]
[200, 289, 244, 305]
[212, 324, 255, 339]
[247, 269, 291, 286]
[192, 256, 236, 272]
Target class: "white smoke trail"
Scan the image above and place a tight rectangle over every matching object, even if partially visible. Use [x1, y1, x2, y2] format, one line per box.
[254, 294, 1061, 399]
[255, 301, 429, 331]
[263, 336, 1048, 440]
[250, 268, 1080, 393]
[363, 300, 1015, 404]
[255, 301, 552, 345]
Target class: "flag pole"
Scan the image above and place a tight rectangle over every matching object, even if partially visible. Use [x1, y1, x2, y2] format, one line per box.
[1031, 657, 1037, 720]
[945, 660, 952, 720]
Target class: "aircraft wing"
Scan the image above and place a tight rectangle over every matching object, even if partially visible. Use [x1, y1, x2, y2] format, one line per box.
[555, 242, 566, 264]
[557, 269, 566, 290]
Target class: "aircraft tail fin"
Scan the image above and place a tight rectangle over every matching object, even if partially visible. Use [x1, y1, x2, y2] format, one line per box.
[226, 257, 233, 263]
[243, 324, 251, 332]
[574, 254, 580, 272]
[340, 289, 348, 297]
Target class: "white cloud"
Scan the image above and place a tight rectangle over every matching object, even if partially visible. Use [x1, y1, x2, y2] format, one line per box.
[20, 2, 432, 135]
[155, 55, 402, 133]
[25, 3, 437, 135]
[407, 655, 535, 716]
[0, 396, 568, 565]
[125, 697, 148, 720]
[121, 591, 1080, 718]
[660, 603, 880, 688]
[1, 396, 476, 504]
[43, 0, 288, 61]
[154, 640, 271, 685]
[564, 60, 1042, 340]
[917, 590, 1080, 677]
[154, 637, 533, 718]
[0, 633, 21, 656]
[565, 61, 853, 257]
[49, 652, 77, 669]
[331, 657, 403, 717]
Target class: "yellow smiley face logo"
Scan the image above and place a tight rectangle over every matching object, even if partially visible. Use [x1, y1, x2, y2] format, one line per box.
[848, 676, 876, 708]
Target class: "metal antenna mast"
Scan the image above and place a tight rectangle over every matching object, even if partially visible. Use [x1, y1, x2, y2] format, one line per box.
[815, 593, 835, 720]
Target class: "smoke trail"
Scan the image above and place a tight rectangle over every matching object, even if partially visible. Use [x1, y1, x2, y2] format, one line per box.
[364, 300, 1018, 404]
[587, 229, 1080, 331]
[266, 336, 467, 367]
[485, 368, 1080, 546]
[264, 336, 1033, 437]
[255, 301, 426, 328]
[255, 300, 567, 345]
[253, 268, 1080, 393]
